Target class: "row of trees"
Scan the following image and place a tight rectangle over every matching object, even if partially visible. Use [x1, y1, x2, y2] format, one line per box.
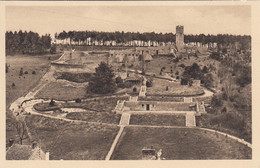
[6, 31, 52, 55]
[55, 30, 251, 48]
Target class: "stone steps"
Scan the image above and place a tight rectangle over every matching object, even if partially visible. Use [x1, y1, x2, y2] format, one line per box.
[119, 113, 131, 125]
[186, 112, 196, 127]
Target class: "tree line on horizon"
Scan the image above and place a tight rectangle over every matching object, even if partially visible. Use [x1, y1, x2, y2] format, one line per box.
[5, 30, 251, 55]
[55, 30, 251, 48]
[6, 31, 52, 55]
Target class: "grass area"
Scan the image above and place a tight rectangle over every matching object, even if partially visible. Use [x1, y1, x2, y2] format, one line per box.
[34, 96, 128, 113]
[6, 54, 61, 107]
[146, 78, 204, 96]
[130, 114, 186, 126]
[35, 81, 87, 100]
[6, 53, 61, 145]
[111, 127, 251, 160]
[138, 96, 184, 102]
[66, 112, 121, 124]
[25, 115, 119, 160]
[193, 96, 212, 104]
[196, 113, 252, 143]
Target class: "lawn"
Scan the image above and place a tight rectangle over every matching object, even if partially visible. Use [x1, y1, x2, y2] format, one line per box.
[66, 112, 121, 124]
[6, 54, 61, 145]
[138, 96, 184, 102]
[130, 114, 186, 126]
[35, 81, 87, 100]
[111, 127, 251, 160]
[146, 78, 204, 96]
[6, 54, 61, 107]
[25, 115, 119, 160]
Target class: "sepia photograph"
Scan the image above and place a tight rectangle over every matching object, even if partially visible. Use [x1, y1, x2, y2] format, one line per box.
[3, 2, 254, 163]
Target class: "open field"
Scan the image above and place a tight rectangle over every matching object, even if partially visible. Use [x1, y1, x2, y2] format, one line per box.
[130, 114, 186, 126]
[35, 81, 87, 100]
[6, 54, 61, 107]
[146, 78, 204, 96]
[25, 115, 119, 160]
[6, 54, 61, 144]
[111, 127, 251, 160]
[66, 112, 121, 124]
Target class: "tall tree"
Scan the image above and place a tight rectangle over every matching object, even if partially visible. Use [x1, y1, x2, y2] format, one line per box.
[87, 62, 116, 94]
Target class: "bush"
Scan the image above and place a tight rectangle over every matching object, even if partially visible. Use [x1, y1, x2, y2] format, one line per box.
[178, 64, 185, 68]
[133, 87, 137, 92]
[146, 80, 153, 87]
[211, 94, 223, 108]
[49, 99, 55, 106]
[181, 77, 190, 85]
[32, 71, 36, 75]
[12, 83, 15, 88]
[19, 68, 23, 76]
[24, 71, 28, 74]
[115, 76, 123, 84]
[221, 107, 227, 113]
[75, 98, 81, 103]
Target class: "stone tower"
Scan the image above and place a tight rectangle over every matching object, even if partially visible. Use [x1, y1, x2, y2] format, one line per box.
[176, 25, 184, 51]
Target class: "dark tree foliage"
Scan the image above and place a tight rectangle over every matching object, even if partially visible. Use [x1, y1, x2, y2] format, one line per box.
[211, 94, 223, 108]
[87, 62, 116, 94]
[49, 99, 55, 106]
[236, 65, 251, 87]
[50, 45, 57, 54]
[210, 52, 222, 61]
[6, 63, 9, 73]
[202, 66, 208, 73]
[183, 63, 202, 80]
[55, 30, 251, 49]
[6, 30, 52, 55]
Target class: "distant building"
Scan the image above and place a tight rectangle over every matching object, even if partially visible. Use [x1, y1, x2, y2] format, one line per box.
[176, 25, 184, 51]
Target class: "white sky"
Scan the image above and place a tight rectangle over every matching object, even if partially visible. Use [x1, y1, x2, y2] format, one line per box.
[6, 6, 251, 37]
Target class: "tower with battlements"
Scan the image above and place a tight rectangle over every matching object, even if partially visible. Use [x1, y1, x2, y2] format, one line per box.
[176, 25, 184, 51]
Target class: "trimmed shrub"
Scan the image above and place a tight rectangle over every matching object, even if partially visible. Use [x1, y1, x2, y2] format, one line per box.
[75, 98, 81, 103]
[49, 99, 55, 106]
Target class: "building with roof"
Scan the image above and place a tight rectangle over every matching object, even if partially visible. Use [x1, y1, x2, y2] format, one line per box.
[6, 141, 49, 160]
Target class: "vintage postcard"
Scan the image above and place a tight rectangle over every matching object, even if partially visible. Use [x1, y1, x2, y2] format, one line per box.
[1, 1, 259, 168]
